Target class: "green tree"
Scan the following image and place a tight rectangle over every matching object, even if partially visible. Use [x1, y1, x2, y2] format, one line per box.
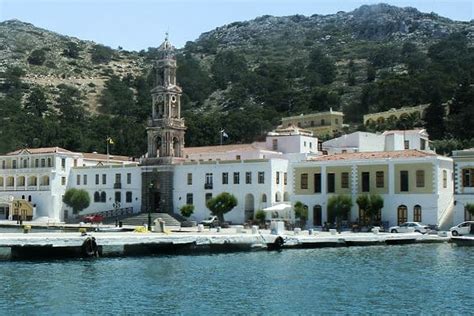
[366, 63, 376, 82]
[90, 44, 114, 64]
[255, 210, 266, 226]
[63, 41, 81, 59]
[99, 76, 135, 116]
[206, 192, 237, 222]
[424, 90, 445, 140]
[25, 86, 49, 117]
[356, 194, 384, 226]
[327, 194, 353, 231]
[211, 51, 248, 89]
[177, 53, 213, 106]
[356, 194, 370, 224]
[347, 59, 356, 86]
[27, 49, 47, 65]
[306, 47, 336, 85]
[294, 201, 308, 228]
[465, 203, 474, 217]
[63, 188, 90, 214]
[180, 204, 195, 218]
[367, 194, 384, 226]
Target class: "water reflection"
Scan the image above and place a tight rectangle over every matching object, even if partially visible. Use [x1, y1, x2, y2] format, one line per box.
[0, 244, 472, 314]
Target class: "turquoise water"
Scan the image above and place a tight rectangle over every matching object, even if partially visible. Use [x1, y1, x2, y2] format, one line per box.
[0, 244, 472, 314]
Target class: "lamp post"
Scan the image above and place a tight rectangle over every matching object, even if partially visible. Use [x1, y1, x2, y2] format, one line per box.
[148, 181, 154, 231]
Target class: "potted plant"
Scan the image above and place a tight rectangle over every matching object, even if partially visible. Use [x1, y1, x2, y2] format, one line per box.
[180, 204, 195, 227]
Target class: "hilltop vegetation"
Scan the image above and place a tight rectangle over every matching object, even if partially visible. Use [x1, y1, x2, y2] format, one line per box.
[0, 4, 473, 156]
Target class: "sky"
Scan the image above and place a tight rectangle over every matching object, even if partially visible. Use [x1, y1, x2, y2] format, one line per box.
[0, 0, 472, 51]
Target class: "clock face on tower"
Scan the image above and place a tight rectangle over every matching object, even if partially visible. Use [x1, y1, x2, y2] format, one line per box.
[157, 95, 163, 103]
[171, 95, 177, 106]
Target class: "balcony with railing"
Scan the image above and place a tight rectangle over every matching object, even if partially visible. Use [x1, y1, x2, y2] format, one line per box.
[114, 182, 122, 189]
[204, 182, 213, 190]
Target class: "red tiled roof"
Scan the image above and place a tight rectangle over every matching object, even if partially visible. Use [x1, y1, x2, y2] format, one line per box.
[183, 142, 269, 155]
[7, 147, 73, 155]
[309, 149, 437, 161]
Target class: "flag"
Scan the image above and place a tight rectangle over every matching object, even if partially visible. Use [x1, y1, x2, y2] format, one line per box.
[107, 137, 114, 144]
[220, 130, 229, 138]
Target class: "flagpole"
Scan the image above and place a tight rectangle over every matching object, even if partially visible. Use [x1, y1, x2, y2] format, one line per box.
[106, 136, 110, 164]
[220, 130, 223, 146]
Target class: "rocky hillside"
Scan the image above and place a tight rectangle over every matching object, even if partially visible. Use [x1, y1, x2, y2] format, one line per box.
[0, 4, 473, 155]
[0, 19, 145, 111]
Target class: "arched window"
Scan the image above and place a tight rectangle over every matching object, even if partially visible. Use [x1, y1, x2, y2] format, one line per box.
[413, 205, 422, 222]
[283, 192, 290, 202]
[100, 191, 107, 203]
[397, 205, 408, 225]
[275, 192, 281, 202]
[17, 176, 25, 187]
[47, 157, 52, 167]
[28, 176, 37, 186]
[261, 194, 267, 203]
[94, 192, 100, 203]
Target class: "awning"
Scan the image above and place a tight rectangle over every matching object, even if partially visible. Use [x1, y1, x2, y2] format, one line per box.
[263, 203, 292, 219]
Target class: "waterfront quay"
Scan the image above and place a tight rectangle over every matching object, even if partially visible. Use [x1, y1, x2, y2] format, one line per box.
[0, 223, 449, 259]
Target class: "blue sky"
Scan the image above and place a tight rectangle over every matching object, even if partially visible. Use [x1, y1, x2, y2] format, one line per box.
[0, 0, 472, 51]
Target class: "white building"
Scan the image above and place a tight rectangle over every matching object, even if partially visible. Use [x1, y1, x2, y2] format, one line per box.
[452, 148, 474, 225]
[0, 147, 140, 222]
[322, 129, 432, 154]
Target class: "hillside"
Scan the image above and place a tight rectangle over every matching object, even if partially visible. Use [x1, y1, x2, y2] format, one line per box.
[0, 19, 145, 112]
[0, 4, 473, 156]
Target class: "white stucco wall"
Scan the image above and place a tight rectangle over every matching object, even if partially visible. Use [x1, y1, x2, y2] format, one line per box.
[173, 159, 289, 224]
[68, 165, 142, 217]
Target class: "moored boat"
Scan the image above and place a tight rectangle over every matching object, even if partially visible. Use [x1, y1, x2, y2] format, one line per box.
[450, 235, 474, 246]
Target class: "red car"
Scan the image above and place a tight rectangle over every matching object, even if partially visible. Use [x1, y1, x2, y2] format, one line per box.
[83, 214, 104, 223]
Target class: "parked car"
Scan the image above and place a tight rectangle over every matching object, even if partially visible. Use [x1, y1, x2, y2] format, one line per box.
[449, 221, 474, 236]
[83, 214, 104, 223]
[200, 216, 219, 227]
[389, 222, 430, 234]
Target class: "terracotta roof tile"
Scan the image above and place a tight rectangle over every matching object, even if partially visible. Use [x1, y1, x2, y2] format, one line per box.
[183, 142, 269, 155]
[309, 149, 437, 161]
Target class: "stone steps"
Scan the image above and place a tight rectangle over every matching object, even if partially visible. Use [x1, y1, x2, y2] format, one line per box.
[107, 212, 181, 227]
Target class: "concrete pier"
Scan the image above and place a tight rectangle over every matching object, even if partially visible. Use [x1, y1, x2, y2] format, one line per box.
[0, 226, 449, 259]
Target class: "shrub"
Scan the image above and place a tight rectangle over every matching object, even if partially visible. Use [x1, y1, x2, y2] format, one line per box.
[90, 44, 114, 64]
[27, 49, 47, 65]
[180, 204, 195, 218]
[255, 210, 266, 224]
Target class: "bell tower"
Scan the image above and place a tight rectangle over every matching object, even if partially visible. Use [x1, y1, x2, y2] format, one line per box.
[147, 34, 186, 161]
[141, 34, 186, 216]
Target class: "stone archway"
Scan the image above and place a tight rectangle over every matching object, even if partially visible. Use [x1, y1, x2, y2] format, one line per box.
[244, 193, 255, 221]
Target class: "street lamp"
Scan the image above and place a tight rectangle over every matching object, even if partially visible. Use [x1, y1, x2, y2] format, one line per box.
[148, 181, 154, 231]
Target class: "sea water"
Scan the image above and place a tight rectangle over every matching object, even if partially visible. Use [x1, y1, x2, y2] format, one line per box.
[0, 243, 472, 314]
